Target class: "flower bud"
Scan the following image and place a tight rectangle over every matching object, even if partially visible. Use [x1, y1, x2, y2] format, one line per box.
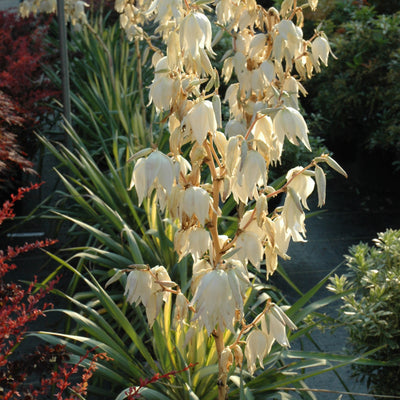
[232, 344, 243, 368]
[221, 347, 233, 373]
[315, 165, 326, 207]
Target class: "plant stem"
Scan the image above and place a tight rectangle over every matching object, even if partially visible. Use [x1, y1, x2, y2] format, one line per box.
[204, 139, 222, 265]
[214, 327, 228, 400]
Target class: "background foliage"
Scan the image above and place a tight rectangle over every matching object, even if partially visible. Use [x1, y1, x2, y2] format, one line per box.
[0, 11, 59, 201]
[302, 1, 400, 177]
[328, 229, 400, 396]
[2, 1, 396, 398]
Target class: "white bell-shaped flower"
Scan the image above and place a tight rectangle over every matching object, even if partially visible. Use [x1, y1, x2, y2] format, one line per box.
[232, 150, 267, 203]
[282, 194, 306, 242]
[184, 100, 217, 145]
[190, 268, 244, 334]
[129, 150, 175, 205]
[125, 266, 174, 327]
[189, 227, 212, 261]
[274, 107, 311, 152]
[272, 19, 303, 61]
[182, 186, 212, 226]
[215, 0, 237, 25]
[180, 11, 214, 73]
[149, 75, 180, 112]
[281, 168, 315, 242]
[124, 269, 153, 307]
[235, 231, 264, 269]
[261, 305, 297, 346]
[245, 329, 273, 374]
[286, 167, 315, 210]
[312, 36, 331, 66]
[150, 0, 183, 25]
[252, 115, 274, 152]
[174, 227, 211, 262]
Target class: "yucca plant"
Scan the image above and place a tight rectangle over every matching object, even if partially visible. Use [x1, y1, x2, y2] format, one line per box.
[34, 248, 391, 400]
[29, 4, 396, 399]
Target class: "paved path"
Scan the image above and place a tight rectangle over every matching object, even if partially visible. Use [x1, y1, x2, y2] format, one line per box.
[0, 0, 18, 11]
[273, 175, 400, 399]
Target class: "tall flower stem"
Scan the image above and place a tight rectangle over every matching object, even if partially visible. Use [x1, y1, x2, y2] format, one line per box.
[214, 327, 228, 400]
[204, 139, 222, 265]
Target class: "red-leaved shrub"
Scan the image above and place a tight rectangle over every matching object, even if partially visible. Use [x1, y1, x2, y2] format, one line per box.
[0, 11, 59, 202]
[0, 184, 106, 399]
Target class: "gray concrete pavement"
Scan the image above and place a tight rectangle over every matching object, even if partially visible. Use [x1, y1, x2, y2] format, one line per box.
[274, 176, 400, 399]
[0, 0, 18, 11]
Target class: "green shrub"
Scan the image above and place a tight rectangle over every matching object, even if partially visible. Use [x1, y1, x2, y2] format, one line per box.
[327, 229, 400, 396]
[304, 4, 400, 169]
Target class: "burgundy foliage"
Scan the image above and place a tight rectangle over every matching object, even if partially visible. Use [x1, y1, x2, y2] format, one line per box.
[0, 11, 59, 200]
[0, 184, 105, 399]
[125, 364, 197, 399]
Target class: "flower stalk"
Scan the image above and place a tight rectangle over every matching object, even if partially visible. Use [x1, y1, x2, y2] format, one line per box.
[19, 0, 349, 396]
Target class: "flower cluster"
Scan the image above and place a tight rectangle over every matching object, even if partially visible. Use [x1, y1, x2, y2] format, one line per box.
[19, 0, 89, 26]
[18, 0, 346, 391]
[114, 0, 346, 385]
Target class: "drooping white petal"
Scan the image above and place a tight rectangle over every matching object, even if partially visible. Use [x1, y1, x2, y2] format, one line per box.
[124, 269, 153, 306]
[150, 151, 175, 194]
[236, 231, 264, 269]
[188, 227, 212, 261]
[245, 330, 273, 374]
[185, 101, 217, 144]
[130, 158, 147, 205]
[260, 61, 275, 85]
[273, 215, 291, 257]
[312, 36, 330, 66]
[191, 259, 212, 294]
[282, 193, 306, 242]
[242, 150, 267, 194]
[173, 292, 189, 327]
[190, 269, 241, 334]
[286, 167, 315, 210]
[274, 107, 311, 151]
[183, 186, 211, 226]
[149, 75, 179, 112]
[315, 165, 326, 207]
